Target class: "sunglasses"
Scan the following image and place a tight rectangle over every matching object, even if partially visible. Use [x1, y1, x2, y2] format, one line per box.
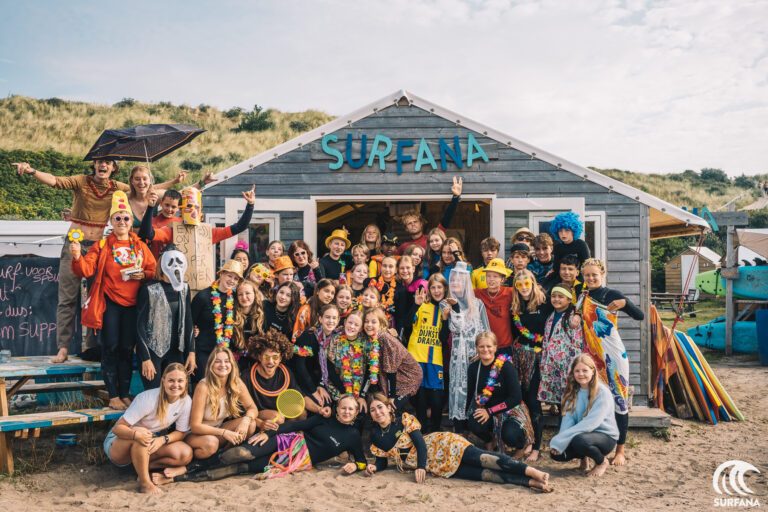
[293, 251, 307, 256]
[517, 235, 534, 242]
[112, 215, 131, 223]
[514, 279, 533, 290]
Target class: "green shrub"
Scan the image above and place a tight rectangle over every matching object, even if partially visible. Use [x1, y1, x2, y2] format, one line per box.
[700, 168, 729, 184]
[733, 174, 755, 189]
[289, 120, 310, 132]
[224, 107, 243, 118]
[113, 98, 136, 108]
[234, 105, 274, 132]
[179, 159, 203, 171]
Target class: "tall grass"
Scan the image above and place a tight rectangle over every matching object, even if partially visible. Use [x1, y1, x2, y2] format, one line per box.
[0, 95, 334, 181]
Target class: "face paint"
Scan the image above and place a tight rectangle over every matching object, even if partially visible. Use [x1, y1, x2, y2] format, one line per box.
[161, 249, 188, 291]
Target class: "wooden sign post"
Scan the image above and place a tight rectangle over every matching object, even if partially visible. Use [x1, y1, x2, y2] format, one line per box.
[709, 208, 749, 356]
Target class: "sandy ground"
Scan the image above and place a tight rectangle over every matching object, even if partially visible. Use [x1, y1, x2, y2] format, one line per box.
[1, 356, 766, 512]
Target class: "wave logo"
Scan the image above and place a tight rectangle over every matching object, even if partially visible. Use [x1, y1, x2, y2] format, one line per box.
[713, 460, 761, 508]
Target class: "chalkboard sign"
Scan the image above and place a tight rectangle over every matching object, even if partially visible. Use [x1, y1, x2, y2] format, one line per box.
[0, 257, 67, 356]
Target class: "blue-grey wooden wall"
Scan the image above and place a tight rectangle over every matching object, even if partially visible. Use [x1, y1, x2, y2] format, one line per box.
[204, 104, 651, 403]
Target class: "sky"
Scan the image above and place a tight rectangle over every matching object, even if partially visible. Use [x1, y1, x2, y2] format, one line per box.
[1, 0, 766, 176]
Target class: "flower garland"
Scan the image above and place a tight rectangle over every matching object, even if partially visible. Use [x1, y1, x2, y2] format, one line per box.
[211, 282, 235, 347]
[112, 240, 136, 266]
[86, 175, 116, 199]
[368, 333, 380, 385]
[340, 334, 365, 396]
[293, 345, 314, 357]
[512, 314, 544, 345]
[476, 354, 510, 406]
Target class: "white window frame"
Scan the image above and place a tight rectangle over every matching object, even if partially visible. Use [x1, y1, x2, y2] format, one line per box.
[225, 197, 316, 259]
[491, 198, 585, 259]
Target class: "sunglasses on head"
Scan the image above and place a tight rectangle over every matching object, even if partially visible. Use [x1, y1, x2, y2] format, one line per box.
[113, 215, 131, 223]
[514, 279, 533, 290]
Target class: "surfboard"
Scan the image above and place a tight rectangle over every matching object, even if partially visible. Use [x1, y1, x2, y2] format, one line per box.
[668, 336, 705, 421]
[687, 337, 744, 421]
[676, 335, 718, 424]
[695, 267, 768, 300]
[676, 332, 730, 422]
[687, 320, 758, 354]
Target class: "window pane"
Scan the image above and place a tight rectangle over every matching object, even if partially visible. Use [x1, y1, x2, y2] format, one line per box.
[248, 222, 272, 263]
[584, 221, 596, 258]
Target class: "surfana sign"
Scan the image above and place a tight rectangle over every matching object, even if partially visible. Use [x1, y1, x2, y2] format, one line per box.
[318, 133, 492, 174]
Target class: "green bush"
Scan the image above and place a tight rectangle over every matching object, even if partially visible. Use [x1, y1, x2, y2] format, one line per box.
[289, 120, 311, 132]
[234, 105, 274, 132]
[197, 104, 210, 113]
[179, 159, 203, 171]
[733, 174, 755, 189]
[113, 98, 136, 108]
[224, 107, 243, 118]
[700, 168, 729, 184]
[44, 98, 65, 107]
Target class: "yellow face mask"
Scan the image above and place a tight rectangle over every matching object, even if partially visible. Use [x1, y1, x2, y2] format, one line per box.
[180, 187, 202, 226]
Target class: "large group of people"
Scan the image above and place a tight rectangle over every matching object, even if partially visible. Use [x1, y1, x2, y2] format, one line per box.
[13, 160, 645, 494]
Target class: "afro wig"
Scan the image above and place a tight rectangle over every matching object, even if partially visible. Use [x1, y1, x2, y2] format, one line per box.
[247, 328, 294, 362]
[549, 212, 584, 242]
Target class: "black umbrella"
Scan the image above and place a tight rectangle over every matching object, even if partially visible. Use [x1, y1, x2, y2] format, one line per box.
[83, 124, 206, 163]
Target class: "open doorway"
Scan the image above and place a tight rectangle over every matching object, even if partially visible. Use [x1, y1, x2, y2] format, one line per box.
[316, 200, 490, 267]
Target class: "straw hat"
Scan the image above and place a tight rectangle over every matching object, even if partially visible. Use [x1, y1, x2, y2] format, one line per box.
[272, 255, 295, 274]
[511, 227, 534, 245]
[482, 258, 512, 278]
[325, 229, 352, 249]
[217, 259, 244, 279]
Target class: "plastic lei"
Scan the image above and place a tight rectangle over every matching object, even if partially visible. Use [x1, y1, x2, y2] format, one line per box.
[112, 240, 136, 266]
[368, 333, 380, 385]
[340, 334, 364, 396]
[293, 345, 314, 357]
[512, 314, 544, 345]
[476, 354, 510, 406]
[211, 283, 235, 347]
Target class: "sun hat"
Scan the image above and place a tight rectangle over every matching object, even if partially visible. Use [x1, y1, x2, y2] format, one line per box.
[325, 229, 352, 250]
[481, 258, 512, 278]
[217, 259, 244, 279]
[272, 255, 295, 273]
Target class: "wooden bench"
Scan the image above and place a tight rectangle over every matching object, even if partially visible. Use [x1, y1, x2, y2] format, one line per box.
[0, 407, 124, 474]
[17, 379, 106, 395]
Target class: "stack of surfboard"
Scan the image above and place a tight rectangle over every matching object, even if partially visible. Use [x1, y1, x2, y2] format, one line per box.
[650, 306, 743, 424]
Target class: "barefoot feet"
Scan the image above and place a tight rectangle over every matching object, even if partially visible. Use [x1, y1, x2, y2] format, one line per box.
[611, 445, 627, 466]
[109, 397, 127, 410]
[151, 472, 175, 486]
[579, 457, 592, 473]
[139, 480, 163, 494]
[524, 449, 540, 463]
[163, 466, 188, 479]
[588, 459, 610, 477]
[51, 348, 68, 363]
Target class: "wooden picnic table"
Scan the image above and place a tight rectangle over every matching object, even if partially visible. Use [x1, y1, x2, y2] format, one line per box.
[651, 292, 697, 312]
[1, 356, 120, 474]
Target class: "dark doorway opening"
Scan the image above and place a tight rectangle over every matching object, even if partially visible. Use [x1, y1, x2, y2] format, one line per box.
[316, 200, 490, 267]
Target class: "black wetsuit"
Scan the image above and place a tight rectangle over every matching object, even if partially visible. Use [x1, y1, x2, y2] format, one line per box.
[262, 299, 294, 339]
[466, 359, 527, 448]
[552, 239, 590, 277]
[289, 328, 345, 402]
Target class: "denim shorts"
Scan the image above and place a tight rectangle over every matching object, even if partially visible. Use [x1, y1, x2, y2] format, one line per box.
[103, 427, 131, 467]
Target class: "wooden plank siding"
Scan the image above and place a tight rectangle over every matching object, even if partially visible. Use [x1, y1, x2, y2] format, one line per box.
[665, 250, 717, 293]
[203, 103, 651, 403]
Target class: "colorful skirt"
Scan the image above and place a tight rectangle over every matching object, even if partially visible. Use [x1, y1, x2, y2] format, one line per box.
[493, 402, 535, 452]
[512, 343, 540, 391]
[255, 432, 313, 480]
[398, 432, 472, 478]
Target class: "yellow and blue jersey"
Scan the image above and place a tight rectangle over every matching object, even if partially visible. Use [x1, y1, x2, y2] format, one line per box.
[407, 301, 448, 389]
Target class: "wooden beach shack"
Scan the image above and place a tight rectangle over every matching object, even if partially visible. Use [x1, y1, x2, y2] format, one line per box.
[202, 89, 710, 406]
[665, 246, 720, 295]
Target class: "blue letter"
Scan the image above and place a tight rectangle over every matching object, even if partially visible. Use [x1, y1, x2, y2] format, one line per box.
[346, 133, 367, 169]
[466, 133, 489, 167]
[439, 136, 463, 171]
[367, 134, 393, 171]
[415, 138, 437, 172]
[322, 134, 343, 171]
[396, 139, 414, 175]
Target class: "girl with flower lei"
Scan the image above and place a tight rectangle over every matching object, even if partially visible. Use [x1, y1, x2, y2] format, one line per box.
[466, 331, 534, 459]
[509, 269, 553, 463]
[328, 310, 375, 412]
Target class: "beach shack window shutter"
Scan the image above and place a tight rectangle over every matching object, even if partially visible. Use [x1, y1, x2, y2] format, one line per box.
[491, 197, 584, 259]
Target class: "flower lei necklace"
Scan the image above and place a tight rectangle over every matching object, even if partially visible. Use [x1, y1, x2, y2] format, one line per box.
[112, 240, 136, 266]
[293, 345, 314, 357]
[512, 314, 543, 345]
[211, 283, 235, 347]
[368, 333, 380, 385]
[476, 354, 510, 406]
[340, 333, 365, 396]
[86, 176, 116, 199]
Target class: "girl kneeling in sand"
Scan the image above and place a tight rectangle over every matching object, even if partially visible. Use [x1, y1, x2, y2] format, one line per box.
[103, 363, 193, 494]
[185, 346, 259, 460]
[366, 392, 551, 491]
[549, 354, 619, 477]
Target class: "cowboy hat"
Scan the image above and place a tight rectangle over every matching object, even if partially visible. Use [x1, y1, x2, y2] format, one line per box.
[217, 259, 244, 279]
[482, 258, 512, 278]
[272, 255, 295, 274]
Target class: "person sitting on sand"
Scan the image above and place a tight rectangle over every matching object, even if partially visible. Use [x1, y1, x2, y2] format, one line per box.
[153, 394, 366, 483]
[185, 346, 259, 460]
[549, 354, 619, 477]
[102, 363, 193, 494]
[365, 392, 551, 491]
[466, 331, 535, 458]
[242, 329, 332, 426]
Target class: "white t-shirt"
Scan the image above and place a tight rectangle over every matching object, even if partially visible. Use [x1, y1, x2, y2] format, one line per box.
[122, 388, 192, 433]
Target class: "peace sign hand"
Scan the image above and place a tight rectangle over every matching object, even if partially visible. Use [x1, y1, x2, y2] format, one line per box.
[450, 176, 463, 196]
[414, 287, 427, 305]
[242, 185, 256, 205]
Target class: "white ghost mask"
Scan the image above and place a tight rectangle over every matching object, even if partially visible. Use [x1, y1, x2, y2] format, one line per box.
[161, 249, 188, 291]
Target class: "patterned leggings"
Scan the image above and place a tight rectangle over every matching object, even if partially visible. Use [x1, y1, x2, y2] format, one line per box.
[453, 446, 531, 487]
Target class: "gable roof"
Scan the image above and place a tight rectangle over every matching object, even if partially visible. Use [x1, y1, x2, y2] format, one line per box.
[209, 89, 710, 239]
[688, 246, 721, 265]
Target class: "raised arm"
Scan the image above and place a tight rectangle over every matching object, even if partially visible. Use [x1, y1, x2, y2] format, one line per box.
[12, 162, 58, 187]
[438, 176, 462, 231]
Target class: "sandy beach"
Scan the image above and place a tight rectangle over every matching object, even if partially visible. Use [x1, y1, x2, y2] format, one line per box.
[1, 355, 766, 512]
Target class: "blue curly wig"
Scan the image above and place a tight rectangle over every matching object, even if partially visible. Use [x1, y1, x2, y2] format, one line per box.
[549, 212, 583, 242]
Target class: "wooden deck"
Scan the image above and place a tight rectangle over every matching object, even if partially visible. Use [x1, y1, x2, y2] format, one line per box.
[541, 406, 671, 428]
